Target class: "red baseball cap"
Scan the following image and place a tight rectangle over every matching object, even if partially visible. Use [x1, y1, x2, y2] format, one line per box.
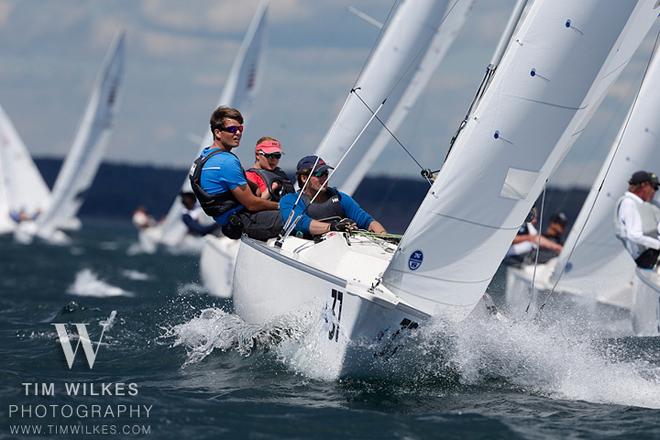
[256, 139, 282, 154]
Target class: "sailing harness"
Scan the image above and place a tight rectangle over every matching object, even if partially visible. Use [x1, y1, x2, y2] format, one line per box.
[189, 149, 244, 218]
[246, 167, 295, 202]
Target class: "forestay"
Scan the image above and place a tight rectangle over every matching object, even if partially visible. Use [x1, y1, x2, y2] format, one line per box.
[340, 0, 474, 195]
[314, 0, 452, 190]
[548, 47, 660, 308]
[0, 104, 51, 231]
[381, 0, 659, 320]
[35, 31, 125, 234]
[154, 0, 269, 247]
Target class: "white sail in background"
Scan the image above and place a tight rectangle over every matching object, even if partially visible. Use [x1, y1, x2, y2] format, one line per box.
[548, 48, 660, 308]
[381, 0, 658, 320]
[34, 31, 125, 236]
[0, 104, 51, 232]
[315, 0, 454, 191]
[341, 0, 474, 195]
[152, 0, 269, 249]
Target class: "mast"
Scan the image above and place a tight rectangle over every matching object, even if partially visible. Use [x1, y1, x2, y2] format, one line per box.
[380, 0, 659, 320]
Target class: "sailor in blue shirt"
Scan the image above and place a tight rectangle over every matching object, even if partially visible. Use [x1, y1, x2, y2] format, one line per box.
[279, 155, 386, 237]
[189, 106, 282, 241]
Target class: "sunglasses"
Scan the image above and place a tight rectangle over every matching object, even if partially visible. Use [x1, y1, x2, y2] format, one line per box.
[259, 152, 282, 160]
[312, 169, 328, 178]
[218, 125, 244, 134]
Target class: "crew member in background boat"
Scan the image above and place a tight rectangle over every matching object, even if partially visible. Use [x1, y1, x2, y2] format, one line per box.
[9, 207, 40, 224]
[132, 206, 156, 230]
[245, 137, 294, 201]
[533, 212, 568, 264]
[279, 155, 386, 238]
[615, 170, 660, 269]
[189, 106, 281, 241]
[179, 192, 219, 237]
[503, 207, 563, 266]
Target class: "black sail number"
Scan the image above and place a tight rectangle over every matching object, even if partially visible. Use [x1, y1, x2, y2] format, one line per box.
[328, 289, 343, 342]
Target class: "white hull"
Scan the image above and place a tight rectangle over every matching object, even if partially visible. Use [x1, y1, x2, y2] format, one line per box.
[233, 234, 443, 379]
[137, 225, 204, 255]
[632, 269, 660, 336]
[199, 235, 239, 298]
[505, 263, 631, 334]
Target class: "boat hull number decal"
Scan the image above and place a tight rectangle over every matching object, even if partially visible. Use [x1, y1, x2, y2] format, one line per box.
[328, 289, 343, 342]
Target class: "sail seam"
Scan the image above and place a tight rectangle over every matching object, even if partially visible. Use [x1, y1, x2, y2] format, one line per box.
[387, 269, 493, 284]
[428, 211, 521, 230]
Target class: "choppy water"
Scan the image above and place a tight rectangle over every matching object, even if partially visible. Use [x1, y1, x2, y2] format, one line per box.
[1, 220, 659, 439]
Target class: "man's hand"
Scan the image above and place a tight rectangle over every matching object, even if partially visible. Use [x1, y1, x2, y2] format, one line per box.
[330, 218, 358, 233]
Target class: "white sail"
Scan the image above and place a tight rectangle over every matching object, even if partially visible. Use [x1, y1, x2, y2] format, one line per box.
[381, 0, 658, 320]
[0, 104, 51, 231]
[151, 0, 269, 249]
[340, 0, 474, 195]
[548, 48, 660, 308]
[315, 0, 453, 190]
[34, 31, 125, 235]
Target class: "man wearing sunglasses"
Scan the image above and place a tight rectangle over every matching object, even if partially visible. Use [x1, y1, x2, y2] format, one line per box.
[246, 137, 295, 201]
[189, 106, 282, 241]
[279, 155, 386, 238]
[615, 170, 660, 269]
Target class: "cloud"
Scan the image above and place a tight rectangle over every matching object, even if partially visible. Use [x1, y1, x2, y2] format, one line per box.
[0, 1, 15, 27]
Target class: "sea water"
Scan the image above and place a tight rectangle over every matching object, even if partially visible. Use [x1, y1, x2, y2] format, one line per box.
[1, 220, 659, 439]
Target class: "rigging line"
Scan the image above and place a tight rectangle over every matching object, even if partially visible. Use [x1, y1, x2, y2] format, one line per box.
[351, 88, 432, 186]
[526, 181, 547, 314]
[280, 100, 388, 242]
[538, 28, 660, 314]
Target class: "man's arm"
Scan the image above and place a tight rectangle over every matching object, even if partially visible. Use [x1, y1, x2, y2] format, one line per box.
[182, 214, 218, 236]
[231, 184, 278, 212]
[621, 201, 660, 250]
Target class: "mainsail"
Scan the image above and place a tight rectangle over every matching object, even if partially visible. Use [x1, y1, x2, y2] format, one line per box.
[314, 0, 456, 191]
[34, 31, 125, 235]
[152, 0, 269, 248]
[548, 46, 660, 308]
[340, 0, 474, 195]
[381, 0, 659, 319]
[0, 104, 51, 232]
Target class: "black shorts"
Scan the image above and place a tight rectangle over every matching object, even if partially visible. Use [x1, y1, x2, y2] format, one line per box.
[222, 210, 282, 241]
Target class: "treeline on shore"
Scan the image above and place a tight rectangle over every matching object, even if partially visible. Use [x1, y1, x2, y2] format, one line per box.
[35, 158, 588, 234]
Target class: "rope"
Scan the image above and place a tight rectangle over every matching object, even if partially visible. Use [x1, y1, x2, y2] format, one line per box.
[525, 181, 547, 314]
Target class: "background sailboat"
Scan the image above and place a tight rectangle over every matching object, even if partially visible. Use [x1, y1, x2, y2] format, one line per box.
[505, 42, 660, 327]
[138, 0, 269, 254]
[230, 0, 658, 378]
[15, 31, 125, 244]
[0, 104, 52, 234]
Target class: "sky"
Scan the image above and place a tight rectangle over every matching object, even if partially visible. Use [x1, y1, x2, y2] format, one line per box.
[0, 0, 658, 188]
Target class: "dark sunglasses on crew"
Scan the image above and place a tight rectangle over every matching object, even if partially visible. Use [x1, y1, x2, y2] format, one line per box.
[218, 125, 244, 134]
[312, 169, 329, 178]
[259, 152, 282, 160]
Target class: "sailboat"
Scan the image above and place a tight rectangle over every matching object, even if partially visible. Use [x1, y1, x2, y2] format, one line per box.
[0, 105, 52, 234]
[14, 31, 125, 245]
[199, 0, 473, 297]
[138, 0, 269, 254]
[228, 0, 658, 378]
[505, 41, 660, 331]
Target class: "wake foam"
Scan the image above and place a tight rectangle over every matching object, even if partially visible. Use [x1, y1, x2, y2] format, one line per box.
[67, 269, 133, 298]
[163, 308, 307, 367]
[121, 269, 151, 281]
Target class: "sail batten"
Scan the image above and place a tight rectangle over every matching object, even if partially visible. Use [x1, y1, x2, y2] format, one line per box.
[381, 0, 658, 319]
